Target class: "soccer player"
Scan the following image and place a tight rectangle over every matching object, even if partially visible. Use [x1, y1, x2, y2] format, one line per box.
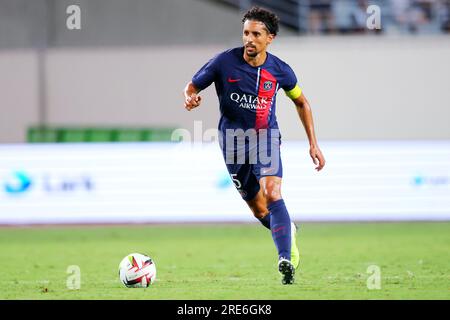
[183, 7, 325, 285]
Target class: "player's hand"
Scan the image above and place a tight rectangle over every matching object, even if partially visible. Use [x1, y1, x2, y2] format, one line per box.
[310, 145, 325, 171]
[184, 94, 202, 111]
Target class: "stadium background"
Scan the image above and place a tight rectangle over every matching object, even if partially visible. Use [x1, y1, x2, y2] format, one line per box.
[0, 0, 449, 300]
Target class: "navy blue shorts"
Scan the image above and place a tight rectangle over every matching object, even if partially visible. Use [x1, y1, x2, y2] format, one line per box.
[219, 130, 283, 201]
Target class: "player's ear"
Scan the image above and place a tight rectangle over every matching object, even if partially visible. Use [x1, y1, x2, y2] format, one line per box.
[267, 33, 275, 45]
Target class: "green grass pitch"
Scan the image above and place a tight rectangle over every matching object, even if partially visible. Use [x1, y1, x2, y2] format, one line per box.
[0, 222, 448, 299]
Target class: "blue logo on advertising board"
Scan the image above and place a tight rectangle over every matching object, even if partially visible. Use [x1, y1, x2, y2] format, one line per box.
[412, 175, 449, 186]
[217, 171, 232, 189]
[4, 171, 94, 195]
[4, 171, 33, 194]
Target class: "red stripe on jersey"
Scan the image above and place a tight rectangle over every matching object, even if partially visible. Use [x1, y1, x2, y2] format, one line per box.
[255, 69, 277, 130]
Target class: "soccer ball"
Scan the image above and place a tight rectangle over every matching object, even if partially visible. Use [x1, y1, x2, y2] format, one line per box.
[118, 253, 156, 288]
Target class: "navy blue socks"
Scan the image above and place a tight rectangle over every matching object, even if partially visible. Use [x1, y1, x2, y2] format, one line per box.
[267, 199, 291, 260]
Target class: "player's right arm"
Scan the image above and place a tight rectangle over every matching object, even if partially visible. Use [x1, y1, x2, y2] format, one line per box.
[184, 52, 222, 111]
[183, 81, 202, 111]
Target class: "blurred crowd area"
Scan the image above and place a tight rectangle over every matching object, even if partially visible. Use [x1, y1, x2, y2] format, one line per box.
[304, 0, 450, 34]
[224, 0, 450, 35]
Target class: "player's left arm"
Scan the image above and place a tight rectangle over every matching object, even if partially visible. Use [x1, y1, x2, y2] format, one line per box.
[288, 88, 325, 171]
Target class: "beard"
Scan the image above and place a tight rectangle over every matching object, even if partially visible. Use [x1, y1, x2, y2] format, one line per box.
[246, 46, 258, 57]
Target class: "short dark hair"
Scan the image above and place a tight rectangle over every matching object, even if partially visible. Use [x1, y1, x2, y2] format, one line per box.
[242, 7, 280, 36]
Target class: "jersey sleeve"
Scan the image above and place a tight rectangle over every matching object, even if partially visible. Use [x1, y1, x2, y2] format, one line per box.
[192, 54, 221, 91]
[280, 63, 302, 100]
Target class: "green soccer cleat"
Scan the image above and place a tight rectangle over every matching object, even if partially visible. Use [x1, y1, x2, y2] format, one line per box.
[290, 222, 300, 270]
[278, 258, 295, 285]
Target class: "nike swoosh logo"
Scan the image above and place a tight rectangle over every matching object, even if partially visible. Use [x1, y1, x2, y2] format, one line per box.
[272, 226, 285, 233]
[261, 168, 275, 174]
[228, 77, 241, 83]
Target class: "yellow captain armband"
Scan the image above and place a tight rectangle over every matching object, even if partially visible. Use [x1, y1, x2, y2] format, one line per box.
[284, 84, 302, 100]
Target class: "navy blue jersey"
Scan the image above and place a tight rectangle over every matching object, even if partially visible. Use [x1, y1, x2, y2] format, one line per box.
[192, 47, 299, 132]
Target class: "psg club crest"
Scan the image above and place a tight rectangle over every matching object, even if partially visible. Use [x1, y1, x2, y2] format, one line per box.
[263, 81, 273, 91]
[238, 190, 247, 198]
